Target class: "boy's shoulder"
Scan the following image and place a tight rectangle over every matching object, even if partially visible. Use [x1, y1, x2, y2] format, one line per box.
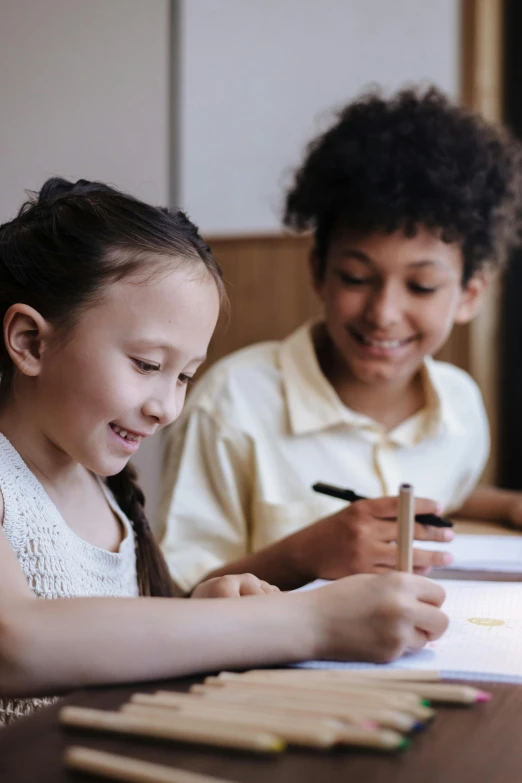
[187, 339, 284, 412]
[428, 357, 485, 415]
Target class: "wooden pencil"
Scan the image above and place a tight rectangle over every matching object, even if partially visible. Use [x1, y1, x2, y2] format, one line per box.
[189, 685, 425, 731]
[238, 666, 441, 682]
[236, 669, 441, 682]
[198, 678, 431, 719]
[121, 703, 340, 748]
[351, 680, 492, 704]
[59, 706, 285, 753]
[397, 482, 414, 572]
[120, 703, 407, 753]
[64, 746, 236, 783]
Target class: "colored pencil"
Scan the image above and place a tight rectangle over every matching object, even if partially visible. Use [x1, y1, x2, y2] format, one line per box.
[64, 746, 236, 783]
[59, 706, 285, 753]
[189, 685, 424, 732]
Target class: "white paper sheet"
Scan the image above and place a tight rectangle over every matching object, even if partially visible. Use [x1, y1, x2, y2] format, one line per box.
[295, 579, 522, 682]
[416, 534, 522, 573]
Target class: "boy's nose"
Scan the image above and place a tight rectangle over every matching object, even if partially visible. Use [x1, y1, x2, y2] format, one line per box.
[364, 285, 401, 327]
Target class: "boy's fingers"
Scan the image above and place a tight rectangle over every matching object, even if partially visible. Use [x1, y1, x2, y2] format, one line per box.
[413, 547, 453, 570]
[358, 495, 441, 520]
[413, 523, 454, 542]
[370, 521, 453, 543]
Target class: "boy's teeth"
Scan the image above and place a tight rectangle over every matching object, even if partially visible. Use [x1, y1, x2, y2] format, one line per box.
[364, 337, 403, 348]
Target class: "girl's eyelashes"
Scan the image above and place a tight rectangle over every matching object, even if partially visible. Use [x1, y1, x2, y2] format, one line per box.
[132, 358, 161, 374]
[132, 358, 196, 384]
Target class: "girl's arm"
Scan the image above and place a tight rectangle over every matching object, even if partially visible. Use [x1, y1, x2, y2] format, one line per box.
[0, 520, 448, 697]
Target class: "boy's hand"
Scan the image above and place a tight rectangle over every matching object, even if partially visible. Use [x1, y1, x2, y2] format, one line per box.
[505, 495, 522, 528]
[292, 495, 454, 581]
[191, 573, 280, 599]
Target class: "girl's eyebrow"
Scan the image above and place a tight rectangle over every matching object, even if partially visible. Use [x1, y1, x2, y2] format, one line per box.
[130, 338, 207, 364]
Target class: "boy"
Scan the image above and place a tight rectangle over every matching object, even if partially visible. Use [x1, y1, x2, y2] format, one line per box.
[160, 87, 522, 594]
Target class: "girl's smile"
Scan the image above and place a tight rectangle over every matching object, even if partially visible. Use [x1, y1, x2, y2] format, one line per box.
[108, 423, 147, 454]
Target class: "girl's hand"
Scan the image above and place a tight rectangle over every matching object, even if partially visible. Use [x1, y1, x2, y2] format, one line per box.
[191, 573, 280, 599]
[308, 572, 448, 663]
[292, 495, 453, 581]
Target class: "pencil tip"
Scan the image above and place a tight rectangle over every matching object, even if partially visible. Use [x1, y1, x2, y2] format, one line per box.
[476, 690, 493, 703]
[412, 721, 426, 733]
[398, 737, 410, 751]
[421, 698, 431, 707]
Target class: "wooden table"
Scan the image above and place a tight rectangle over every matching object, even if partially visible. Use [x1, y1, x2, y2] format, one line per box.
[2, 675, 522, 783]
[2, 520, 522, 783]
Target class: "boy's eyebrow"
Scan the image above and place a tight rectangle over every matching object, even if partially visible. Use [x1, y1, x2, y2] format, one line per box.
[340, 251, 447, 269]
[340, 250, 371, 263]
[407, 259, 447, 269]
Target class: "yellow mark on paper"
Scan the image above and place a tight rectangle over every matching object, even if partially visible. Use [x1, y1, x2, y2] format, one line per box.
[467, 617, 505, 627]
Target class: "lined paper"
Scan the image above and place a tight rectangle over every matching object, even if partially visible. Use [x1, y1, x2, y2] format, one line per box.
[295, 580, 522, 682]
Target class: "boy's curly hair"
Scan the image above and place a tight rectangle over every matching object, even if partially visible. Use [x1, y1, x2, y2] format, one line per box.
[284, 86, 522, 283]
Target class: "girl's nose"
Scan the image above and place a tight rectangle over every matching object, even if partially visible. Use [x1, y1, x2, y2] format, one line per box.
[142, 394, 179, 428]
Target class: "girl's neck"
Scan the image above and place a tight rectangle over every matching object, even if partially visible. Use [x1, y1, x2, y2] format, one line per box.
[313, 324, 426, 430]
[0, 394, 86, 494]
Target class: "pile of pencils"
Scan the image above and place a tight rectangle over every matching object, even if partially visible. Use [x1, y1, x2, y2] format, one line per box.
[62, 668, 492, 783]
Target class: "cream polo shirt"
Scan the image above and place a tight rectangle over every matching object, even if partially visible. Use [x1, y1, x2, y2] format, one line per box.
[159, 322, 489, 593]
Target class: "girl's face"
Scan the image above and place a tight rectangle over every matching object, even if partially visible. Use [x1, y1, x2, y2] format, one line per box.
[313, 225, 485, 388]
[35, 263, 220, 476]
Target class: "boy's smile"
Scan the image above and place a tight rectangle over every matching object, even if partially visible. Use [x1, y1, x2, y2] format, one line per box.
[313, 225, 486, 402]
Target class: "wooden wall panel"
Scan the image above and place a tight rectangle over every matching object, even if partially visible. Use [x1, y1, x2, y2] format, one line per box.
[204, 233, 321, 368]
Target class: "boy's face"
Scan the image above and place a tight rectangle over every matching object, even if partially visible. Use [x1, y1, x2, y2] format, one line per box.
[312, 225, 485, 388]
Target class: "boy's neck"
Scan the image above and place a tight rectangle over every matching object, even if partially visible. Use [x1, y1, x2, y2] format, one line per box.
[314, 326, 426, 430]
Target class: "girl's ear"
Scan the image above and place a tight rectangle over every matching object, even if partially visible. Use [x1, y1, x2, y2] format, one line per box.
[3, 304, 51, 377]
[454, 271, 489, 324]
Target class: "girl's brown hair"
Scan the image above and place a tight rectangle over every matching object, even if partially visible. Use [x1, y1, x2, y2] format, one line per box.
[0, 177, 224, 597]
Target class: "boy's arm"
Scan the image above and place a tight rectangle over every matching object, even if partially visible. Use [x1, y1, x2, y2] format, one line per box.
[160, 408, 254, 594]
[451, 485, 522, 526]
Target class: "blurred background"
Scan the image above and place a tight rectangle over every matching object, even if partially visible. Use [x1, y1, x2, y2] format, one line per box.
[2, 0, 516, 531]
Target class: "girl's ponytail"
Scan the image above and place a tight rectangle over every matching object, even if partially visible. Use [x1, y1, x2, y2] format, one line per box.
[107, 465, 180, 598]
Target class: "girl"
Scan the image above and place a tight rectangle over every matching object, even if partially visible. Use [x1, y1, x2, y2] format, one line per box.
[0, 178, 447, 724]
[160, 86, 522, 594]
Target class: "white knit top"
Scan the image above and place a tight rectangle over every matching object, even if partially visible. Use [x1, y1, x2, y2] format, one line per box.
[0, 434, 139, 725]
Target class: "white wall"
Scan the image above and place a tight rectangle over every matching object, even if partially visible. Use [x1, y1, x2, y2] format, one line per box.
[0, 0, 170, 527]
[180, 0, 460, 235]
[0, 0, 460, 529]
